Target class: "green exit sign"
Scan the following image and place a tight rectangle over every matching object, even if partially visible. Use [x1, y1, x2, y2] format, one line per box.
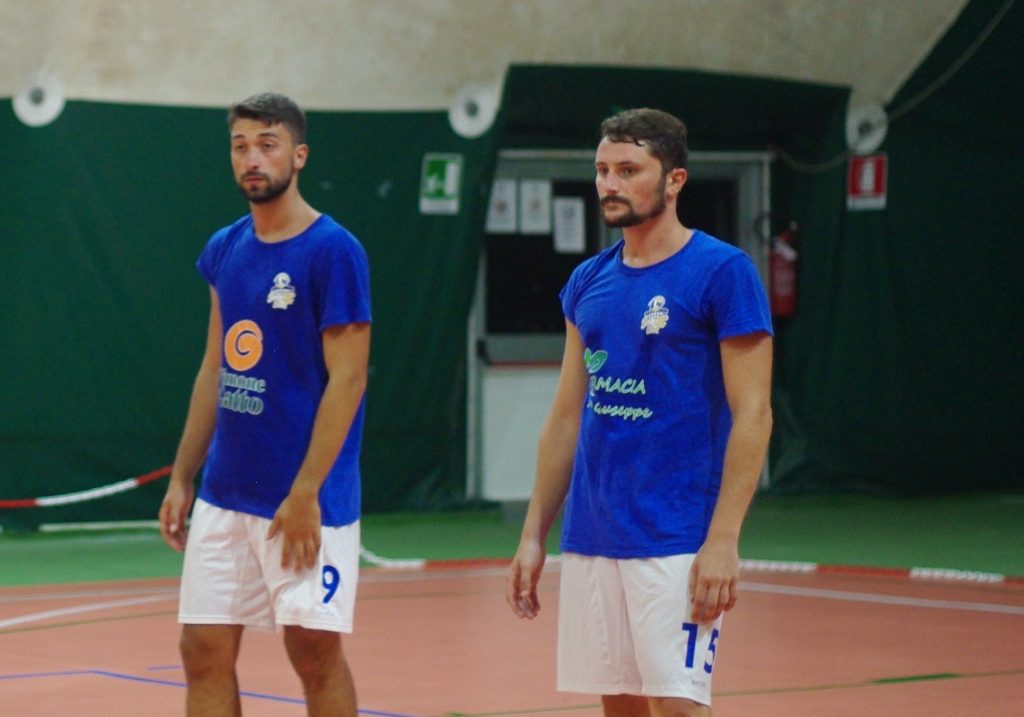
[419, 153, 462, 215]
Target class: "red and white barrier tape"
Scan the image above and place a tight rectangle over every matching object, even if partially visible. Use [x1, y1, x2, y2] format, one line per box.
[737, 559, 1024, 585]
[360, 553, 1024, 585]
[0, 466, 171, 509]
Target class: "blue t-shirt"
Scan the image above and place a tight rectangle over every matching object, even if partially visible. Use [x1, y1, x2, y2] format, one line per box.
[559, 231, 772, 558]
[196, 214, 371, 526]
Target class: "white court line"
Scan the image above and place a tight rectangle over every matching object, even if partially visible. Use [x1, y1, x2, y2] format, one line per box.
[744, 581, 1024, 615]
[0, 594, 176, 629]
[0, 586, 177, 604]
[363, 565, 1024, 615]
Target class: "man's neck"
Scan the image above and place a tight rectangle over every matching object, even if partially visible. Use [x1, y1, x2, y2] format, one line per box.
[620, 214, 693, 268]
[250, 190, 319, 244]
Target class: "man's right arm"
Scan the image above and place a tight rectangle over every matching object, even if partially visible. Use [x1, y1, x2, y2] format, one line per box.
[506, 319, 588, 619]
[158, 287, 222, 552]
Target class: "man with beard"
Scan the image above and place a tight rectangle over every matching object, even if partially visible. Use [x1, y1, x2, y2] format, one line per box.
[159, 93, 370, 717]
[507, 108, 773, 717]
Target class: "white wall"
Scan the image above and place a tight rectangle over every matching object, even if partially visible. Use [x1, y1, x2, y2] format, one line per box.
[480, 366, 560, 501]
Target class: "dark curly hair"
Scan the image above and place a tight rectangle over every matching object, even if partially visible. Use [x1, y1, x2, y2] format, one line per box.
[600, 108, 688, 172]
[228, 93, 307, 145]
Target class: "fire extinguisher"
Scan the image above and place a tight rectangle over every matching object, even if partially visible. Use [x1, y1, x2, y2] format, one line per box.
[769, 222, 799, 318]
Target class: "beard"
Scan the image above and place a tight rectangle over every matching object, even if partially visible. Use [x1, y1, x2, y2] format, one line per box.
[238, 170, 293, 204]
[600, 172, 668, 228]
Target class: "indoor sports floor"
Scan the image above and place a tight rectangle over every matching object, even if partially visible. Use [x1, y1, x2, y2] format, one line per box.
[2, 492, 1023, 716]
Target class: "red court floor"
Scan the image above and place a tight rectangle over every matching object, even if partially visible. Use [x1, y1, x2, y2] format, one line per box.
[2, 564, 1023, 716]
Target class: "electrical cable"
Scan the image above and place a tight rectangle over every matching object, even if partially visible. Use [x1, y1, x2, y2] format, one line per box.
[775, 0, 1015, 174]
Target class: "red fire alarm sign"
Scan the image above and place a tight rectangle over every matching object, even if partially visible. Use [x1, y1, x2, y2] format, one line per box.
[847, 153, 888, 211]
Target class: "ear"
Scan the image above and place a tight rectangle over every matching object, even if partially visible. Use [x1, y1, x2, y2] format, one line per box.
[293, 143, 309, 171]
[666, 167, 687, 198]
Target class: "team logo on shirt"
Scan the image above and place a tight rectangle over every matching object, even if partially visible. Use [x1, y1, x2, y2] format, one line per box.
[267, 272, 296, 309]
[224, 320, 263, 371]
[221, 320, 267, 415]
[640, 295, 669, 335]
[583, 348, 608, 374]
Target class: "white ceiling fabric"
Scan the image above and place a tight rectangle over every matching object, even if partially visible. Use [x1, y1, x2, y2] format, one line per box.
[0, 0, 969, 110]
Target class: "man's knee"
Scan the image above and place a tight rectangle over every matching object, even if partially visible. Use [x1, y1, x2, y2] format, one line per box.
[601, 694, 709, 717]
[283, 627, 344, 684]
[648, 696, 710, 717]
[179, 625, 242, 677]
[602, 694, 650, 717]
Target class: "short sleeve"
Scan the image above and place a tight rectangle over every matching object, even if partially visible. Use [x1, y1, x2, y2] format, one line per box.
[559, 269, 582, 325]
[705, 254, 773, 340]
[196, 228, 228, 286]
[317, 234, 372, 330]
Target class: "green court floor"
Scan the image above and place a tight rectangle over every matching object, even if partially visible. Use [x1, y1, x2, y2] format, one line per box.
[1, 491, 1021, 587]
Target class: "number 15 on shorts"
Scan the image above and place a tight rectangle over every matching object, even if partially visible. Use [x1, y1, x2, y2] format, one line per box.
[682, 622, 720, 674]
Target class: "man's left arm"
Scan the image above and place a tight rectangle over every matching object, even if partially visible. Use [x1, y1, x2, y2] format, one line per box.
[267, 322, 371, 570]
[689, 331, 773, 623]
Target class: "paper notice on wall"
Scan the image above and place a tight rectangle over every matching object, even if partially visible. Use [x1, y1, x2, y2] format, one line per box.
[485, 178, 517, 233]
[519, 179, 552, 234]
[553, 197, 586, 253]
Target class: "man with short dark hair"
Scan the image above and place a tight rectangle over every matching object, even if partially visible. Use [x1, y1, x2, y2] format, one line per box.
[507, 107, 773, 717]
[159, 93, 371, 717]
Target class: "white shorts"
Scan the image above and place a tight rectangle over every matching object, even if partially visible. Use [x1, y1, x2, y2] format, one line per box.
[178, 498, 360, 633]
[557, 552, 723, 704]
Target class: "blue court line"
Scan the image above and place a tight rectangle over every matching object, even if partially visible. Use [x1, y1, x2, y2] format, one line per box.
[0, 670, 420, 717]
[0, 669, 95, 680]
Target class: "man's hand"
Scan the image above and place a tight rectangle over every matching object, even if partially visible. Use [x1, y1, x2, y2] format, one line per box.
[688, 534, 740, 623]
[267, 490, 322, 571]
[158, 480, 194, 552]
[506, 539, 546, 619]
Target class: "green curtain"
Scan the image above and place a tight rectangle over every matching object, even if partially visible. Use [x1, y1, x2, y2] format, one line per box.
[772, 0, 1024, 492]
[0, 102, 497, 528]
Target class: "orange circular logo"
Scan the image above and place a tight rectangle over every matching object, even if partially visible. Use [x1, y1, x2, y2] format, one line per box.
[224, 320, 263, 371]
